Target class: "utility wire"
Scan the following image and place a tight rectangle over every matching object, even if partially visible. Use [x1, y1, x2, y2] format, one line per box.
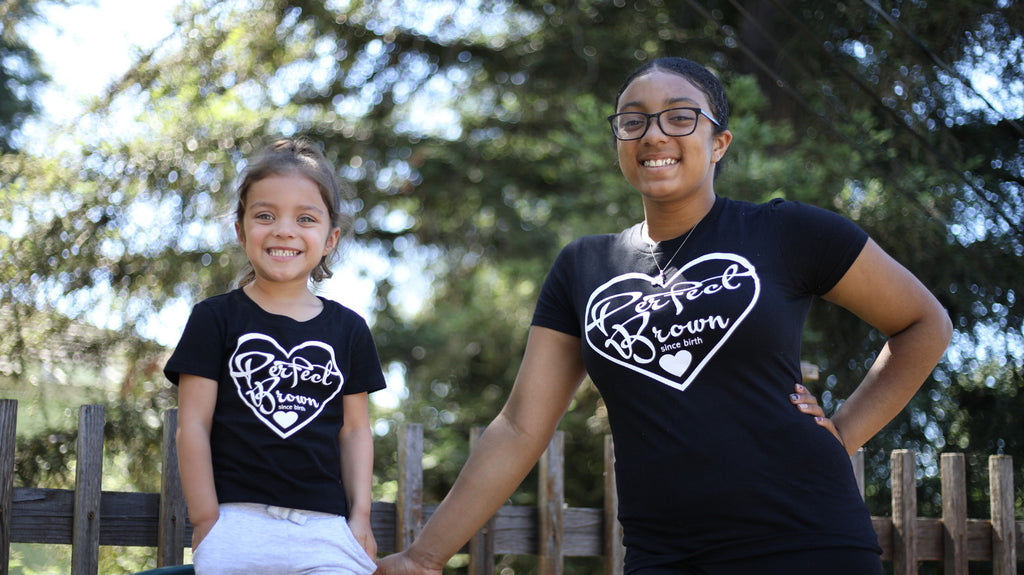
[686, 0, 946, 229]
[860, 0, 1024, 138]
[762, 0, 1023, 239]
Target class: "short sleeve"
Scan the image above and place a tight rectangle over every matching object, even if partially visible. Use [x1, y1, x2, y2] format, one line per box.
[342, 317, 388, 395]
[772, 200, 869, 295]
[163, 301, 224, 385]
[531, 240, 583, 337]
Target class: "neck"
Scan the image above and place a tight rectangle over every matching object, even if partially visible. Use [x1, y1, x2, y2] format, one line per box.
[243, 280, 322, 321]
[643, 193, 716, 243]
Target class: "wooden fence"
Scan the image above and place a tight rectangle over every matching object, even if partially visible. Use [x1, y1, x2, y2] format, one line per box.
[0, 398, 1020, 575]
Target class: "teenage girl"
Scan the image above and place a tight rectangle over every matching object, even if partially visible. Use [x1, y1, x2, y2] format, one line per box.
[376, 57, 951, 575]
[165, 139, 384, 575]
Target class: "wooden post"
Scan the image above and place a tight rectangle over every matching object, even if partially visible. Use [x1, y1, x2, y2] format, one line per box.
[891, 449, 917, 575]
[941, 453, 967, 575]
[850, 449, 865, 499]
[468, 427, 495, 575]
[396, 423, 423, 552]
[0, 400, 17, 575]
[989, 455, 1015, 575]
[603, 435, 623, 575]
[158, 409, 186, 566]
[71, 405, 104, 575]
[538, 431, 564, 575]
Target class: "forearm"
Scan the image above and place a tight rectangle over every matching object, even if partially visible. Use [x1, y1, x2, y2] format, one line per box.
[339, 425, 375, 518]
[176, 424, 219, 526]
[832, 312, 952, 453]
[405, 412, 554, 570]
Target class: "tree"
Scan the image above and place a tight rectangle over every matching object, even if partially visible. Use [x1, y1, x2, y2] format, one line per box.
[3, 1, 1023, 572]
[0, 0, 67, 151]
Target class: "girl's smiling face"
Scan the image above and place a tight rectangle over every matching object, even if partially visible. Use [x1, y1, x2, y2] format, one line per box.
[235, 172, 340, 287]
[614, 70, 732, 206]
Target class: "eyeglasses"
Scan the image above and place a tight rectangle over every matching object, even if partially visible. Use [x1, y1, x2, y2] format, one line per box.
[607, 107, 720, 141]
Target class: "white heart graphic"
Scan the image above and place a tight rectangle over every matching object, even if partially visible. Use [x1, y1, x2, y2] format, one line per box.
[658, 350, 692, 377]
[584, 252, 759, 392]
[273, 411, 299, 428]
[229, 333, 345, 438]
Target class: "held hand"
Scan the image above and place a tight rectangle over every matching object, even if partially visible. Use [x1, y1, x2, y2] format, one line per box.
[375, 551, 443, 575]
[790, 384, 848, 452]
[348, 515, 378, 561]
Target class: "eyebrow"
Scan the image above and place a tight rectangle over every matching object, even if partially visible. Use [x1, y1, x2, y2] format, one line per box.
[618, 96, 701, 111]
[248, 200, 327, 215]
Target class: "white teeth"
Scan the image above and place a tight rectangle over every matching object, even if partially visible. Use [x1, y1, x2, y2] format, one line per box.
[643, 158, 678, 167]
[269, 249, 299, 256]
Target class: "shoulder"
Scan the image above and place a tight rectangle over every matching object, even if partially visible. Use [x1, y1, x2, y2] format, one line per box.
[565, 231, 624, 249]
[194, 289, 244, 310]
[562, 225, 641, 255]
[719, 196, 822, 218]
[318, 298, 372, 328]
[319, 297, 362, 317]
[186, 290, 242, 324]
[720, 196, 863, 235]
[762, 197, 852, 225]
[547, 230, 638, 278]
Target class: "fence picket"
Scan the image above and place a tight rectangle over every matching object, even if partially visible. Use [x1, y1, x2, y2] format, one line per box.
[468, 427, 496, 575]
[71, 405, 104, 575]
[942, 453, 968, 575]
[158, 408, 186, 566]
[603, 435, 623, 575]
[892, 449, 918, 575]
[538, 431, 564, 575]
[396, 423, 423, 552]
[851, 449, 865, 498]
[0, 400, 16, 575]
[989, 455, 1016, 575]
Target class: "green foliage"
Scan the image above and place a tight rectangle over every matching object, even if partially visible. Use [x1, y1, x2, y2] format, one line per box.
[0, 0, 67, 152]
[4, 1, 1024, 573]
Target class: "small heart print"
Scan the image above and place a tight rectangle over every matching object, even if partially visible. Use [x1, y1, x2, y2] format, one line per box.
[273, 411, 299, 428]
[658, 350, 692, 377]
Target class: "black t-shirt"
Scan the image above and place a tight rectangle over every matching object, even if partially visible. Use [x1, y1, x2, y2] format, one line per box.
[533, 196, 879, 570]
[164, 289, 386, 516]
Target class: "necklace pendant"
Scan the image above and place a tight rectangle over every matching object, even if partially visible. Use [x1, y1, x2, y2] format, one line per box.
[651, 274, 665, 287]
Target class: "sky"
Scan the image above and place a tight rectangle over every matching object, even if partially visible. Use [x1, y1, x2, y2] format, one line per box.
[29, 0, 180, 124]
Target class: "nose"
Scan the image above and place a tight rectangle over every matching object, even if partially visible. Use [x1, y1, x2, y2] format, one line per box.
[273, 219, 297, 237]
[642, 114, 669, 142]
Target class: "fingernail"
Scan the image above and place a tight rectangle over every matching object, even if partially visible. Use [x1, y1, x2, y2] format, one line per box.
[815, 416, 824, 422]
[790, 394, 800, 401]
[799, 404, 809, 410]
[796, 384, 807, 392]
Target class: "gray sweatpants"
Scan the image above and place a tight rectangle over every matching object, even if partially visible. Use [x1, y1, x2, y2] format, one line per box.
[193, 502, 377, 575]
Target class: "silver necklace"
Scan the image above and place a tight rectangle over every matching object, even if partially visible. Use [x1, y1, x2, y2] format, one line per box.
[645, 218, 703, 287]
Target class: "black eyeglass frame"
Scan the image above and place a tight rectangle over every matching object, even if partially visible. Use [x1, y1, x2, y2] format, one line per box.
[607, 106, 721, 141]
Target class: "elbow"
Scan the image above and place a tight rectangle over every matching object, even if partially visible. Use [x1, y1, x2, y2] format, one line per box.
[931, 302, 954, 353]
[939, 308, 954, 347]
[176, 419, 212, 446]
[492, 411, 553, 458]
[889, 302, 953, 366]
[915, 304, 953, 368]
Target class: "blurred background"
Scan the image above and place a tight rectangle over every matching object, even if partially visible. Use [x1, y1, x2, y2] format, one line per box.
[1, 0, 1021, 572]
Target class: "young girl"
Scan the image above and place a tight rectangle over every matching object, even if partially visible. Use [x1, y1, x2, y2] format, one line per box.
[165, 139, 384, 575]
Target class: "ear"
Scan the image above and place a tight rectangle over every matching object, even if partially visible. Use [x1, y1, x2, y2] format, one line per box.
[323, 226, 342, 255]
[235, 221, 245, 245]
[711, 129, 733, 163]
